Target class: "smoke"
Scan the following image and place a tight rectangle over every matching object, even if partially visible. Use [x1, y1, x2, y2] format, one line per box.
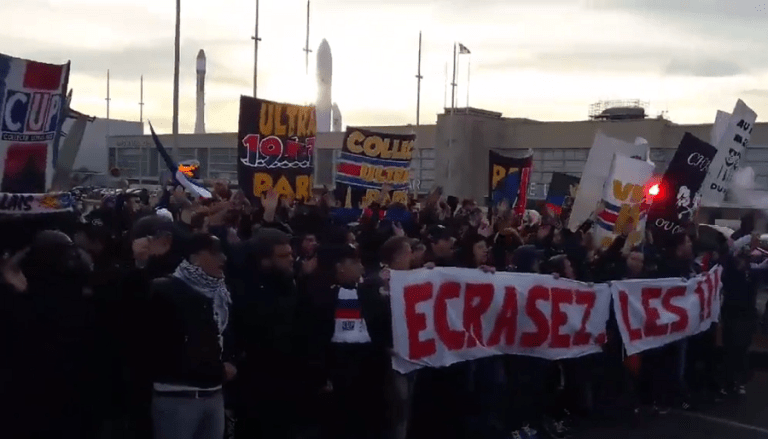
[731, 166, 768, 213]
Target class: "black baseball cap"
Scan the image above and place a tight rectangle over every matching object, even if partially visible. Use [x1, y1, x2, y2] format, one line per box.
[317, 243, 359, 269]
[427, 224, 454, 243]
[131, 214, 176, 241]
[79, 208, 115, 243]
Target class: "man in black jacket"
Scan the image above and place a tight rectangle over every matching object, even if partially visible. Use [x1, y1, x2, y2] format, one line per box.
[117, 214, 185, 438]
[2, 231, 98, 439]
[149, 233, 236, 439]
[231, 228, 308, 439]
[309, 243, 390, 439]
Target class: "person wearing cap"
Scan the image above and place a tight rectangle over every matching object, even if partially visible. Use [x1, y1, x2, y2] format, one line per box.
[74, 209, 134, 436]
[424, 224, 456, 267]
[305, 242, 390, 439]
[149, 233, 235, 439]
[115, 214, 185, 438]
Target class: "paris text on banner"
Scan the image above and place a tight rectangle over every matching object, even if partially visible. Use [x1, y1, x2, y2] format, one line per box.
[237, 96, 316, 202]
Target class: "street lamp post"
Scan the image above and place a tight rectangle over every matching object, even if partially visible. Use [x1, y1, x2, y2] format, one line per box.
[172, 0, 180, 161]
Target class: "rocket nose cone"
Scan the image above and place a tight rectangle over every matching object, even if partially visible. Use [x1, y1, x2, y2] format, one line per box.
[196, 49, 206, 72]
[318, 39, 331, 57]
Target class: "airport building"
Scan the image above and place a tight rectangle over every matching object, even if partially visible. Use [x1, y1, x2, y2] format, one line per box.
[106, 102, 768, 213]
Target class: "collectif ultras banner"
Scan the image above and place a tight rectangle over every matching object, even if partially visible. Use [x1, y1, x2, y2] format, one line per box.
[0, 53, 70, 194]
[237, 96, 316, 202]
[389, 266, 722, 373]
[488, 150, 532, 214]
[335, 128, 416, 207]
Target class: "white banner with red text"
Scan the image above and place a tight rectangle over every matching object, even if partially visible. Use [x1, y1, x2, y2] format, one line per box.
[389, 268, 612, 373]
[390, 266, 724, 372]
[610, 266, 722, 356]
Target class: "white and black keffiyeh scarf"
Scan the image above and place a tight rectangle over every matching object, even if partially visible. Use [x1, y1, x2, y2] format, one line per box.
[173, 259, 232, 339]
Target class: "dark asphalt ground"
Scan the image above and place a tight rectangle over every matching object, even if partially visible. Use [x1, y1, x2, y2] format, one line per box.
[572, 370, 768, 439]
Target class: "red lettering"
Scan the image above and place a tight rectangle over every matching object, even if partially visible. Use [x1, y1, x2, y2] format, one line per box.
[487, 287, 518, 347]
[619, 291, 642, 342]
[434, 282, 464, 351]
[243, 134, 260, 152]
[260, 137, 282, 157]
[549, 288, 572, 348]
[713, 268, 721, 293]
[306, 137, 315, 157]
[520, 286, 550, 348]
[595, 332, 607, 345]
[403, 283, 435, 360]
[463, 283, 494, 348]
[573, 290, 596, 346]
[641, 287, 668, 337]
[704, 274, 714, 319]
[285, 139, 301, 160]
[662, 286, 688, 334]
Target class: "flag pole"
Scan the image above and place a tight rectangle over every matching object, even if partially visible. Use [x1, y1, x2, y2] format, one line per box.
[416, 31, 423, 126]
[443, 62, 447, 110]
[451, 43, 457, 115]
[466, 57, 470, 112]
[172, 0, 180, 162]
[139, 75, 144, 126]
[303, 0, 312, 74]
[139, 75, 144, 184]
[105, 69, 110, 154]
[253, 0, 261, 97]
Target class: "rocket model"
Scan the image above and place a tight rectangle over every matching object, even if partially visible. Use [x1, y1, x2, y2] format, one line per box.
[195, 49, 206, 134]
[316, 39, 332, 133]
[332, 102, 342, 131]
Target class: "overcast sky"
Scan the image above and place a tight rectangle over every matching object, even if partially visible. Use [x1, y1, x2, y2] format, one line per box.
[3, 0, 767, 133]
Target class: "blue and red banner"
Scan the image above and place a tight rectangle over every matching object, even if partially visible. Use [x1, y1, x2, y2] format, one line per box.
[0, 53, 70, 193]
[545, 173, 579, 215]
[336, 127, 415, 207]
[489, 150, 532, 214]
[593, 153, 654, 249]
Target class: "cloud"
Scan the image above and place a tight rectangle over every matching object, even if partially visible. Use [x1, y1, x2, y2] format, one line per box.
[6, 0, 768, 133]
[743, 89, 768, 98]
[7, 38, 244, 81]
[665, 58, 746, 77]
[478, 46, 750, 79]
[587, 0, 768, 19]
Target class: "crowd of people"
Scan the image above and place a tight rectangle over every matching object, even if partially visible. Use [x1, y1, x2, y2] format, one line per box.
[0, 180, 764, 439]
